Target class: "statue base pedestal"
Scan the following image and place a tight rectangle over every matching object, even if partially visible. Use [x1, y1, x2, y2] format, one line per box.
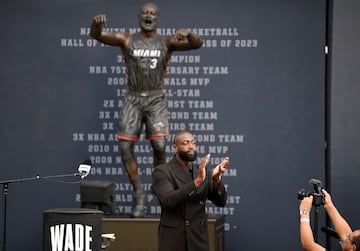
[102, 215, 225, 251]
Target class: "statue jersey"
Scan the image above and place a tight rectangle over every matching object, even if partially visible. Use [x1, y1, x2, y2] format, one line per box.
[125, 33, 168, 92]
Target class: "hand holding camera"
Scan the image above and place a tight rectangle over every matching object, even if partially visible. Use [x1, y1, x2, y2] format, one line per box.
[297, 178, 325, 207]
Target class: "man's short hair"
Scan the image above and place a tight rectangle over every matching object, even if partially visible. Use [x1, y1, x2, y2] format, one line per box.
[352, 234, 360, 250]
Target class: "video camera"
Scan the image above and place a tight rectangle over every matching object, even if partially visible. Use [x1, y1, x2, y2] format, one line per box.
[297, 178, 325, 207]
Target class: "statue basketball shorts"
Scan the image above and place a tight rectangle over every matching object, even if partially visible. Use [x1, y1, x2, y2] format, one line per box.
[117, 90, 169, 141]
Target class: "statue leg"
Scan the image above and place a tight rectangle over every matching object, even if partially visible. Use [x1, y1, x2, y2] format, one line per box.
[119, 139, 146, 218]
[151, 138, 167, 168]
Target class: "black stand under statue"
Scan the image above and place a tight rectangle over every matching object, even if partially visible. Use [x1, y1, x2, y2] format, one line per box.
[0, 172, 84, 251]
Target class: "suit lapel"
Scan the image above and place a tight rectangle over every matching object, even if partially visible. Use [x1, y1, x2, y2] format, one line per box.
[169, 158, 193, 184]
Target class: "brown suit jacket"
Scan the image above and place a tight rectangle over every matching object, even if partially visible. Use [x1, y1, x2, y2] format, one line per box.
[152, 157, 227, 251]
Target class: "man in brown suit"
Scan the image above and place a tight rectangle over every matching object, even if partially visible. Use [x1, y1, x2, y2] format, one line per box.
[152, 130, 230, 251]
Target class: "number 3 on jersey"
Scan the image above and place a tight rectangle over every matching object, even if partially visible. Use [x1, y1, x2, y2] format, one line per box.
[150, 58, 157, 69]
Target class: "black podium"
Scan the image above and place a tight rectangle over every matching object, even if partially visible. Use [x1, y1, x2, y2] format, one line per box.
[43, 208, 103, 251]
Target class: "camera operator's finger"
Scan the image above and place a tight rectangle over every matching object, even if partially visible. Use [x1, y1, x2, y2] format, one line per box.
[321, 189, 334, 207]
[321, 189, 330, 200]
[300, 196, 313, 212]
[322, 189, 329, 197]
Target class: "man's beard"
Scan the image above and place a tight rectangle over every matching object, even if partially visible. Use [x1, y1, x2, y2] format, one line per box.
[178, 150, 197, 162]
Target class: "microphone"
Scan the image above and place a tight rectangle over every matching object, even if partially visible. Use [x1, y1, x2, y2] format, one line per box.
[309, 178, 322, 186]
[78, 159, 92, 179]
[309, 178, 323, 193]
[309, 179, 325, 194]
